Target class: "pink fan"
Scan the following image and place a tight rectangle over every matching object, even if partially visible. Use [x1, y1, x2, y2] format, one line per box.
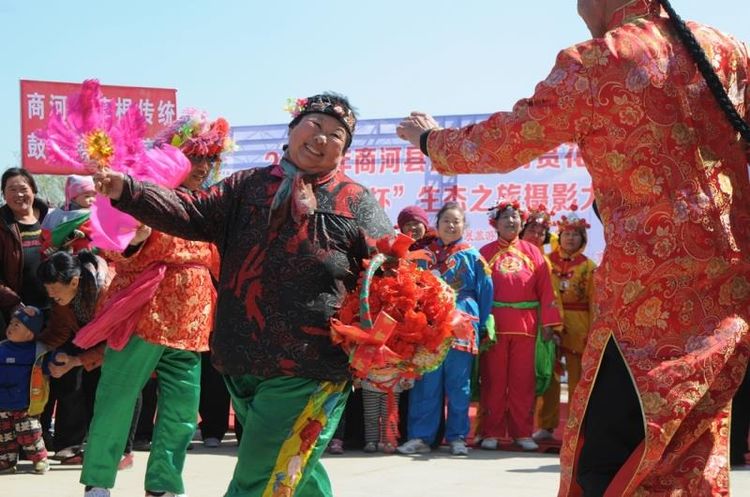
[39, 79, 140, 174]
[39, 79, 191, 251]
[90, 144, 191, 250]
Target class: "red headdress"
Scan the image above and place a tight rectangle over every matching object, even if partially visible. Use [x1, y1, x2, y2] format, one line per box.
[524, 204, 555, 229]
[556, 204, 591, 232]
[487, 198, 527, 227]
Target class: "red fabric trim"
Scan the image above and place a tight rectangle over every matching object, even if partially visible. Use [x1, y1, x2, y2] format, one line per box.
[603, 440, 646, 497]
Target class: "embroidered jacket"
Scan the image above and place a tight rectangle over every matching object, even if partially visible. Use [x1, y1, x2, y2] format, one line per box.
[479, 238, 561, 337]
[424, 238, 493, 354]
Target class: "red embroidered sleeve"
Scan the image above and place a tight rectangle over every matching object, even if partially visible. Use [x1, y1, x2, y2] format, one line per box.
[427, 47, 594, 175]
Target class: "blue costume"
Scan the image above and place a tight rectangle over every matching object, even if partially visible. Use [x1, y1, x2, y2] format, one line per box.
[406, 238, 493, 444]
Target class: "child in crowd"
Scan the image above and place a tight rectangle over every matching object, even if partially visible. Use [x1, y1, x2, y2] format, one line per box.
[397, 202, 493, 456]
[394, 204, 436, 442]
[361, 376, 413, 453]
[0, 307, 50, 474]
[41, 175, 96, 255]
[397, 205, 436, 249]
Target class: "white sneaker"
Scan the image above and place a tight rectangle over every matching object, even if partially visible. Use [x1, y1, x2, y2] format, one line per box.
[33, 459, 49, 474]
[84, 488, 111, 497]
[203, 437, 221, 448]
[515, 437, 539, 451]
[396, 438, 431, 454]
[532, 428, 554, 442]
[480, 438, 499, 450]
[449, 439, 469, 456]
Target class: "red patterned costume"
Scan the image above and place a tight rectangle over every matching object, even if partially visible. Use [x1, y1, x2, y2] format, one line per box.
[424, 1, 750, 494]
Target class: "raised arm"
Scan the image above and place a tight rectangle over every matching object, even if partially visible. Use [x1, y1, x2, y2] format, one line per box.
[398, 46, 595, 175]
[96, 169, 251, 245]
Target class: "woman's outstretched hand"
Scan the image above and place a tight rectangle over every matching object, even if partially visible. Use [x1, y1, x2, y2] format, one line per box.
[93, 170, 126, 200]
[396, 111, 441, 147]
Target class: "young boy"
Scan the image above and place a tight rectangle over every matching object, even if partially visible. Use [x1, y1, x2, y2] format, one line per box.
[0, 306, 50, 474]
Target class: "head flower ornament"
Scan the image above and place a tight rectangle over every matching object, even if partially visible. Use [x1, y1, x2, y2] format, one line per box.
[556, 203, 591, 232]
[283, 98, 309, 119]
[153, 109, 236, 159]
[488, 198, 527, 226]
[524, 204, 555, 229]
[286, 93, 357, 148]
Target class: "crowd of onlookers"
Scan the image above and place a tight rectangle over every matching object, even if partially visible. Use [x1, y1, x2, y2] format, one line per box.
[1, 166, 748, 480]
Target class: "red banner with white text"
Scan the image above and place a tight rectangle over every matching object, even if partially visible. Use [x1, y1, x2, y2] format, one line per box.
[20, 79, 177, 173]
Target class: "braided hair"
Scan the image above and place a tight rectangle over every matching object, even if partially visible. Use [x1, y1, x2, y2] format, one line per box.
[658, 0, 750, 142]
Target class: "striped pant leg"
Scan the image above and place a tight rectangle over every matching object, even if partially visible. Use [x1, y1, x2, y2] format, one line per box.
[362, 389, 382, 444]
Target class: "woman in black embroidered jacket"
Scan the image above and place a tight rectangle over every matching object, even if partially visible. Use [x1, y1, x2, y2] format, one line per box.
[94, 93, 393, 497]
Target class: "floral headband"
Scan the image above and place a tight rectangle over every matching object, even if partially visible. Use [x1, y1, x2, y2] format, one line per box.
[488, 199, 528, 226]
[524, 204, 555, 229]
[556, 204, 591, 232]
[285, 94, 357, 147]
[153, 109, 236, 159]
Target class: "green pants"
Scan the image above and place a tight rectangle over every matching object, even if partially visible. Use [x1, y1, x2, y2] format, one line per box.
[80, 335, 201, 494]
[224, 375, 349, 497]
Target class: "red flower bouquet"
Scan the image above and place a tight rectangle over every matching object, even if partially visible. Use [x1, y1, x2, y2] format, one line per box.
[331, 234, 474, 427]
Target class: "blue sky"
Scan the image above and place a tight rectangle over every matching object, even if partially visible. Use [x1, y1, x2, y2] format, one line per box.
[2, 0, 748, 168]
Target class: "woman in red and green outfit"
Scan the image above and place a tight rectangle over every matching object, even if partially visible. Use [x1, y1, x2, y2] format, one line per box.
[478, 200, 561, 452]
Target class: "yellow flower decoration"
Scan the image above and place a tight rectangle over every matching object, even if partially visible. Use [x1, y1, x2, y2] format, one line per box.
[605, 151, 628, 173]
[83, 129, 114, 169]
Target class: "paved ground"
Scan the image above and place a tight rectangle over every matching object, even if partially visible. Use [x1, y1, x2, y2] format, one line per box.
[4, 439, 750, 496]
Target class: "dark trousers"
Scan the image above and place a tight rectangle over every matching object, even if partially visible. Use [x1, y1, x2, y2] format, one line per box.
[731, 363, 750, 465]
[576, 339, 645, 497]
[41, 366, 140, 454]
[339, 388, 364, 448]
[41, 366, 100, 451]
[198, 352, 231, 441]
